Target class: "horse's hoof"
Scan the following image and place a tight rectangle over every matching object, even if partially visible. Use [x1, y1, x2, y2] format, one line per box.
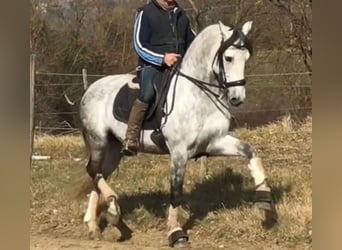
[168, 230, 189, 248]
[254, 201, 279, 229]
[173, 238, 189, 248]
[98, 214, 109, 233]
[262, 205, 279, 229]
[254, 189, 279, 230]
[117, 217, 133, 242]
[262, 216, 278, 229]
[88, 229, 102, 241]
[105, 196, 121, 226]
[121, 147, 137, 156]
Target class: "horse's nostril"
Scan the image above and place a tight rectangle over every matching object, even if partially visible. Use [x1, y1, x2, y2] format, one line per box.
[230, 97, 242, 106]
[231, 97, 239, 103]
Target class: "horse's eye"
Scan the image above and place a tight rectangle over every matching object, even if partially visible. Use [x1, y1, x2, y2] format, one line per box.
[225, 56, 233, 62]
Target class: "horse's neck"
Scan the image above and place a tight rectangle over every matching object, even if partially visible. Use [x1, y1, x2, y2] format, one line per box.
[170, 26, 229, 116]
[179, 28, 218, 83]
[168, 65, 230, 121]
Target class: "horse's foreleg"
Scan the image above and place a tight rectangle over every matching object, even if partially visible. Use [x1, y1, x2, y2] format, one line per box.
[167, 152, 189, 248]
[207, 135, 278, 226]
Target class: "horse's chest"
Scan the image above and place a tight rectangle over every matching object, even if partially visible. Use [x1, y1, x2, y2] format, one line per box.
[203, 113, 230, 134]
[192, 116, 230, 149]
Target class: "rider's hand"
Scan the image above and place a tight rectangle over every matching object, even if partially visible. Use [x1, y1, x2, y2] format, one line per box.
[164, 53, 181, 67]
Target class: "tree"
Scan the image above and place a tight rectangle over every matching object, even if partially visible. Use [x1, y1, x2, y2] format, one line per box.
[269, 0, 312, 72]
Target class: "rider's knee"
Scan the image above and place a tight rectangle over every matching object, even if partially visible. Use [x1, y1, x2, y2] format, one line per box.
[138, 91, 155, 104]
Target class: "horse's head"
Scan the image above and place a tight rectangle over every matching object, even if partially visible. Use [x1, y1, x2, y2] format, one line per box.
[212, 21, 253, 107]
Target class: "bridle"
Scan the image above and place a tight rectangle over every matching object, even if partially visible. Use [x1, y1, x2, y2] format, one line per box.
[213, 26, 252, 89]
[176, 26, 253, 99]
[162, 25, 253, 126]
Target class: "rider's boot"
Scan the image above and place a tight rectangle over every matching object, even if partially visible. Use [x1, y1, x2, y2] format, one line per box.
[121, 99, 149, 156]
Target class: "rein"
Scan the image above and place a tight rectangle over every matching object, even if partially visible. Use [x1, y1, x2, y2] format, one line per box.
[176, 68, 232, 114]
[176, 70, 228, 98]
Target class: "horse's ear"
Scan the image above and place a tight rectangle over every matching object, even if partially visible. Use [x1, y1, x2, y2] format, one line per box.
[218, 20, 225, 31]
[242, 21, 253, 35]
[218, 21, 230, 39]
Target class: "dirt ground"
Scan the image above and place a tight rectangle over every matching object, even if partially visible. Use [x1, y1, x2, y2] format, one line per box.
[30, 232, 170, 250]
[31, 233, 308, 250]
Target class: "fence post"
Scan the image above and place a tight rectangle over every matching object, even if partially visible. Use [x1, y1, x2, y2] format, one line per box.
[82, 68, 88, 90]
[234, 0, 240, 24]
[30, 54, 36, 168]
[289, 0, 294, 47]
[199, 157, 208, 180]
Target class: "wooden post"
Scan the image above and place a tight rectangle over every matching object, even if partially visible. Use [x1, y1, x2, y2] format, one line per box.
[289, 0, 294, 47]
[39, 120, 42, 134]
[82, 68, 88, 90]
[30, 54, 36, 168]
[234, 0, 240, 24]
[121, 31, 127, 67]
[199, 157, 208, 180]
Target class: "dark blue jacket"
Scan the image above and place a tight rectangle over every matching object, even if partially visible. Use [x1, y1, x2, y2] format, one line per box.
[133, 0, 196, 68]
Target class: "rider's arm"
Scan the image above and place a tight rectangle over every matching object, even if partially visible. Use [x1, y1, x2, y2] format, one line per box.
[133, 11, 164, 66]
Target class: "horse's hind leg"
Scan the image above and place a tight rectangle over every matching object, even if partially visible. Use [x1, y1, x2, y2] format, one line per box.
[84, 189, 101, 239]
[83, 131, 122, 239]
[83, 136, 104, 240]
[207, 134, 278, 227]
[99, 132, 122, 228]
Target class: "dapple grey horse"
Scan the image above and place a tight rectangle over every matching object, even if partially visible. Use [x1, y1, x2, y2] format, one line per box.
[79, 21, 277, 247]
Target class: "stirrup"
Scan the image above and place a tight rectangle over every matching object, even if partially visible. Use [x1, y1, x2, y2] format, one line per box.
[121, 143, 138, 156]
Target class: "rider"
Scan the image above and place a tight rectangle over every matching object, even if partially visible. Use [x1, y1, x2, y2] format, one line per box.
[122, 0, 196, 156]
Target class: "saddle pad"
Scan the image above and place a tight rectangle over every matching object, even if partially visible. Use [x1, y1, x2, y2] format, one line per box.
[113, 84, 162, 130]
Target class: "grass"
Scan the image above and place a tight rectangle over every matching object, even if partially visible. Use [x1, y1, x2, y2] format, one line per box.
[33, 134, 85, 159]
[30, 115, 312, 249]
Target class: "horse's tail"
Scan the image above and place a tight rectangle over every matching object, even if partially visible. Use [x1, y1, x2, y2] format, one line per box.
[75, 175, 94, 200]
[74, 127, 95, 200]
[81, 126, 90, 158]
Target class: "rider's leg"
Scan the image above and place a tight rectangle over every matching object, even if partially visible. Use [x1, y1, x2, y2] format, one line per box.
[122, 66, 158, 155]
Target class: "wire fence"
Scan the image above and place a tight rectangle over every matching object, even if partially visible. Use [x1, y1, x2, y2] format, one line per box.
[33, 70, 312, 135]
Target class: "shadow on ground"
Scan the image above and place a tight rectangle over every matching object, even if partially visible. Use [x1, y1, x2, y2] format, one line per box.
[117, 168, 291, 230]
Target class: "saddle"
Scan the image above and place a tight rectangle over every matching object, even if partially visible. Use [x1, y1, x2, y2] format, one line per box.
[113, 69, 174, 153]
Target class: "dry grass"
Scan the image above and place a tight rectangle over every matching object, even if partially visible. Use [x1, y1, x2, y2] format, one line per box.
[33, 134, 85, 159]
[30, 116, 312, 249]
